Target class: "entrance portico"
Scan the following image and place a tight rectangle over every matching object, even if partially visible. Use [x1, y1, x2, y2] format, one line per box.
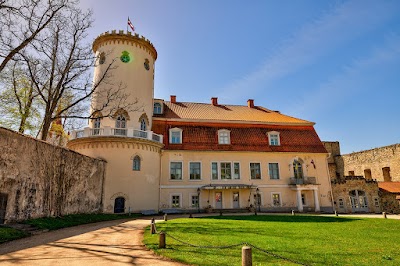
[291, 185, 320, 212]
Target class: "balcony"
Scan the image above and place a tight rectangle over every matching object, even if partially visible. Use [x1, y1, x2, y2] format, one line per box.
[289, 177, 317, 185]
[70, 126, 163, 144]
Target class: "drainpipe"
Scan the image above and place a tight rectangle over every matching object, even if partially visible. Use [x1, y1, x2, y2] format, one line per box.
[326, 153, 335, 213]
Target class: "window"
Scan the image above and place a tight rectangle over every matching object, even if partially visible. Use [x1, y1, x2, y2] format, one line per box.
[144, 58, 150, 70]
[250, 163, 261, 179]
[364, 169, 372, 180]
[170, 162, 182, 180]
[190, 162, 201, 180]
[233, 163, 240, 179]
[293, 159, 303, 179]
[338, 198, 344, 208]
[93, 118, 101, 135]
[268, 131, 280, 146]
[221, 162, 232, 179]
[99, 52, 105, 64]
[382, 167, 391, 182]
[140, 118, 147, 131]
[153, 103, 162, 114]
[171, 195, 181, 208]
[191, 195, 199, 208]
[268, 163, 280, 180]
[169, 128, 182, 144]
[272, 193, 281, 207]
[133, 156, 141, 171]
[348, 171, 355, 176]
[115, 115, 127, 136]
[211, 162, 218, 180]
[374, 197, 380, 208]
[218, 129, 230, 144]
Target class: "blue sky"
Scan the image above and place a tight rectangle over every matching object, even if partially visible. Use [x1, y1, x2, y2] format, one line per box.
[79, 0, 400, 154]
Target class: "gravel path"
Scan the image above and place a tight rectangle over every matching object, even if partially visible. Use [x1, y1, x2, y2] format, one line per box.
[0, 217, 187, 266]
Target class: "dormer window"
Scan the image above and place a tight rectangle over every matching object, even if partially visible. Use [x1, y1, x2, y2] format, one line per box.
[169, 128, 182, 144]
[218, 129, 230, 144]
[268, 131, 280, 146]
[153, 103, 162, 114]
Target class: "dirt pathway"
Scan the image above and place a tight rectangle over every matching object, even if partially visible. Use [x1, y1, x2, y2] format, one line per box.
[0, 217, 187, 265]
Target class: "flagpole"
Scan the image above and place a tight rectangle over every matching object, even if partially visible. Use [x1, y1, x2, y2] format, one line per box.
[127, 16, 129, 33]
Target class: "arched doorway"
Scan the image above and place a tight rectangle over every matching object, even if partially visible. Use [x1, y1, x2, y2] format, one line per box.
[114, 197, 125, 213]
[349, 190, 368, 212]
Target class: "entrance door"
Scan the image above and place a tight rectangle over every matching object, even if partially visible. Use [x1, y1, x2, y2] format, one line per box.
[233, 192, 239, 208]
[215, 192, 222, 209]
[349, 190, 368, 212]
[0, 193, 8, 224]
[114, 197, 125, 213]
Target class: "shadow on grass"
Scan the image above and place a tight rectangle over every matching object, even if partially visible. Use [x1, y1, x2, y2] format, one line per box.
[198, 214, 360, 223]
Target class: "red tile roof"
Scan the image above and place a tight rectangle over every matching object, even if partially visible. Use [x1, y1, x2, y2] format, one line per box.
[152, 121, 327, 153]
[379, 182, 400, 193]
[154, 101, 314, 125]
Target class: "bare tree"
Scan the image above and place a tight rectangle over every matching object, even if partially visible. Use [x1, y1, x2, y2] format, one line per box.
[24, 5, 136, 141]
[0, 0, 69, 73]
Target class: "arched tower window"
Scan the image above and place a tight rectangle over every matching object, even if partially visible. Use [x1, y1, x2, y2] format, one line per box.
[293, 159, 303, 179]
[140, 118, 147, 131]
[133, 156, 141, 171]
[93, 118, 101, 135]
[99, 52, 106, 64]
[115, 115, 127, 136]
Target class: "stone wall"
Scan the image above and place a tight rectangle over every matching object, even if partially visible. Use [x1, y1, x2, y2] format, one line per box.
[341, 144, 400, 181]
[0, 127, 106, 223]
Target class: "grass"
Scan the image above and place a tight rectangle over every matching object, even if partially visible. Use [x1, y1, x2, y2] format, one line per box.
[143, 215, 400, 266]
[24, 213, 140, 230]
[0, 227, 29, 244]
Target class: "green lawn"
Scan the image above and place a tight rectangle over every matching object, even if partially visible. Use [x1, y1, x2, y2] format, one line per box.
[24, 213, 139, 230]
[0, 227, 29, 244]
[143, 215, 400, 266]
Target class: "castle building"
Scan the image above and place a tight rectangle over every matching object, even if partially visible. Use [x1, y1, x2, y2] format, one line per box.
[67, 30, 334, 214]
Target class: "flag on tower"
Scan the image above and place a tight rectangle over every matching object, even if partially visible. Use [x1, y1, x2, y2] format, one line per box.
[127, 17, 135, 32]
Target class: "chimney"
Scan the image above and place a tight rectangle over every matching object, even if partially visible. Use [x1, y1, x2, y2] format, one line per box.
[247, 99, 254, 108]
[170, 95, 176, 103]
[211, 97, 218, 106]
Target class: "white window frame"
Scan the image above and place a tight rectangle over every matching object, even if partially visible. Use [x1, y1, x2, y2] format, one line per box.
[250, 162, 262, 180]
[170, 161, 183, 180]
[169, 127, 183, 144]
[218, 129, 231, 144]
[233, 162, 241, 180]
[338, 197, 345, 209]
[268, 131, 280, 146]
[189, 193, 200, 208]
[170, 193, 182, 208]
[211, 162, 219, 180]
[373, 197, 380, 208]
[271, 192, 282, 207]
[189, 161, 202, 180]
[268, 162, 280, 180]
[153, 102, 162, 114]
[132, 155, 141, 171]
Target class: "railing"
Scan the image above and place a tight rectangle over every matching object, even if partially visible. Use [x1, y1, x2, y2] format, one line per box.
[289, 177, 317, 185]
[70, 126, 163, 144]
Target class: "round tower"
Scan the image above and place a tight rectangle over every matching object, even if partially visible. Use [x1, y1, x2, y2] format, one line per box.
[91, 29, 157, 130]
[67, 30, 163, 214]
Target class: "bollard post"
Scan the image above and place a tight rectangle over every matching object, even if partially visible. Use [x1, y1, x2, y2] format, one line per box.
[335, 211, 338, 216]
[242, 246, 252, 266]
[151, 217, 155, 224]
[151, 222, 156, 234]
[291, 210, 295, 216]
[159, 232, 166, 248]
[189, 213, 193, 218]
[164, 214, 168, 221]
[383, 212, 387, 219]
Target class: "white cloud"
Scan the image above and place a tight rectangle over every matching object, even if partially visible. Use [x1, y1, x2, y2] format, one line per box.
[216, 0, 400, 102]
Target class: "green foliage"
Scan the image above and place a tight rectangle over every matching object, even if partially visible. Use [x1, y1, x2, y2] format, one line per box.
[144, 215, 400, 266]
[0, 227, 29, 244]
[24, 213, 139, 230]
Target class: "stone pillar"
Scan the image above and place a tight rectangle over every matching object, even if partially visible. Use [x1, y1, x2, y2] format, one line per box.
[242, 246, 252, 266]
[296, 189, 303, 212]
[313, 189, 320, 212]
